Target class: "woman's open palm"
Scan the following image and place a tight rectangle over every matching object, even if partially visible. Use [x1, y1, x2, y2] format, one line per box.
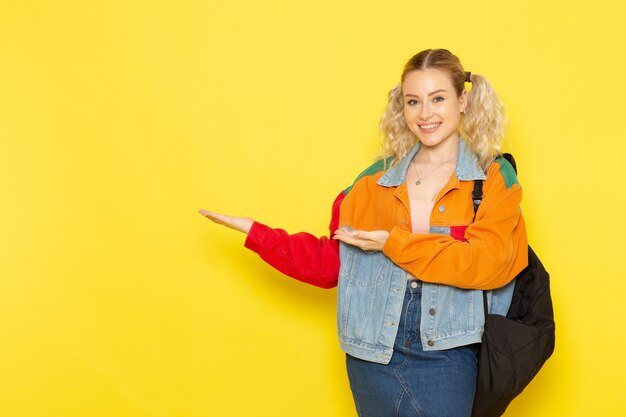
[198, 209, 254, 234]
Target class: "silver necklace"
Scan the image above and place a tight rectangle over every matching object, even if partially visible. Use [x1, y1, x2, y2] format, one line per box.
[412, 158, 455, 186]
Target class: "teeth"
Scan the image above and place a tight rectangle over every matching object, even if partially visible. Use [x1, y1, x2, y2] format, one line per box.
[420, 123, 440, 129]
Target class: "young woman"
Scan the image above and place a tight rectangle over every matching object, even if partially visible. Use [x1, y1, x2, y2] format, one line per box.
[200, 49, 528, 417]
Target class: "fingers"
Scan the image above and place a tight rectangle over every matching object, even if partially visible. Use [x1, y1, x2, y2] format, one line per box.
[337, 238, 376, 251]
[333, 229, 376, 250]
[333, 228, 368, 240]
[198, 209, 254, 234]
[198, 209, 228, 225]
[333, 228, 389, 251]
[198, 210, 238, 229]
[333, 227, 352, 238]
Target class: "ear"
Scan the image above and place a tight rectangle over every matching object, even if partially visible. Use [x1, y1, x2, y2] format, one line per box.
[459, 89, 468, 112]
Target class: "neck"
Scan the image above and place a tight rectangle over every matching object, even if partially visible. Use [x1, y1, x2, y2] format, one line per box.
[415, 134, 459, 163]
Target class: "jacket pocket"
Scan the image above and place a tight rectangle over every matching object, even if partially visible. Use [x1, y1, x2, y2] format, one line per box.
[340, 244, 387, 288]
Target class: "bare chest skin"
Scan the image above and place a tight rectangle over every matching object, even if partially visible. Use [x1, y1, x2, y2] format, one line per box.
[405, 160, 456, 202]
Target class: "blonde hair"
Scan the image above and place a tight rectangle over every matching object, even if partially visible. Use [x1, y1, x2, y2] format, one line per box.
[379, 49, 507, 169]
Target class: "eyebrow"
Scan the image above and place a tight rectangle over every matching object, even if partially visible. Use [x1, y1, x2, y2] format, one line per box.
[404, 89, 448, 97]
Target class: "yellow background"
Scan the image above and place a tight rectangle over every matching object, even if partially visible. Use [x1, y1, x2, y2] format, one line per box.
[1, 0, 624, 416]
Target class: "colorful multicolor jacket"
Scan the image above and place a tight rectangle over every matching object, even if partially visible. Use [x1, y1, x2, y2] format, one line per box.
[336, 139, 527, 362]
[244, 139, 527, 291]
[244, 138, 528, 362]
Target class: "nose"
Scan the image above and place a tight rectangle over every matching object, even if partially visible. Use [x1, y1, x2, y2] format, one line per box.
[419, 102, 432, 119]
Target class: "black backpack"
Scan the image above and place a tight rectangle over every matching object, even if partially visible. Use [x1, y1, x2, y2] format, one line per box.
[470, 154, 556, 417]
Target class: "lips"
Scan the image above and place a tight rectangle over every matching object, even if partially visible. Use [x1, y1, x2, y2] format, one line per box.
[418, 122, 441, 133]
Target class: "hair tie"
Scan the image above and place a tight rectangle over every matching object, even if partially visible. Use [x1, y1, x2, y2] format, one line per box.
[465, 71, 472, 83]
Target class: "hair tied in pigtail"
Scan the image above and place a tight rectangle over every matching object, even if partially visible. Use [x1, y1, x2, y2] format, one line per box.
[465, 71, 472, 83]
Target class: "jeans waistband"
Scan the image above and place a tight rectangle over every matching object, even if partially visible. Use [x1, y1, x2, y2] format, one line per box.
[406, 277, 422, 294]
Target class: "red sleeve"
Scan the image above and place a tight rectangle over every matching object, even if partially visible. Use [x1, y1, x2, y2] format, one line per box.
[243, 191, 344, 289]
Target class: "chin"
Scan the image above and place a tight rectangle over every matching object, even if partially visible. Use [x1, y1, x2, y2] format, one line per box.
[416, 136, 445, 148]
[415, 132, 458, 148]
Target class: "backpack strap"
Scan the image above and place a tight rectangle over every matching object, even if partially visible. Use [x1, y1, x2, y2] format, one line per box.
[501, 152, 517, 174]
[472, 153, 517, 315]
[472, 179, 489, 314]
[472, 152, 517, 218]
[472, 180, 483, 222]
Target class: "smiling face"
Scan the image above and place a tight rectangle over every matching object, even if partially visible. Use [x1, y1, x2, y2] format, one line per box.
[402, 68, 467, 150]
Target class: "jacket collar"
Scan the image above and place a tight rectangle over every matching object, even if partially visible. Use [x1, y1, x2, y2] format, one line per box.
[377, 137, 486, 187]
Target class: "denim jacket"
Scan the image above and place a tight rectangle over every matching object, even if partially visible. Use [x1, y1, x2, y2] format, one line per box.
[337, 139, 519, 364]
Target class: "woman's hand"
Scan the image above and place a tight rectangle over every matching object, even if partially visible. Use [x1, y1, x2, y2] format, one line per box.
[333, 227, 390, 252]
[198, 209, 254, 234]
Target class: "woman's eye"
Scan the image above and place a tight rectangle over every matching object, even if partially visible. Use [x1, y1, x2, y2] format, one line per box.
[433, 96, 444, 102]
[407, 99, 419, 105]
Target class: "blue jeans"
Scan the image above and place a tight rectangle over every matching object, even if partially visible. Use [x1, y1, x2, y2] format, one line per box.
[345, 279, 479, 417]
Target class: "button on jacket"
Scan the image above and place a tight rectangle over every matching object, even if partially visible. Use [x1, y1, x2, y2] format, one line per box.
[337, 138, 527, 363]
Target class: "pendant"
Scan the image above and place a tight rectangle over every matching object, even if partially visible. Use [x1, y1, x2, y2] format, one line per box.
[415, 180, 421, 185]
